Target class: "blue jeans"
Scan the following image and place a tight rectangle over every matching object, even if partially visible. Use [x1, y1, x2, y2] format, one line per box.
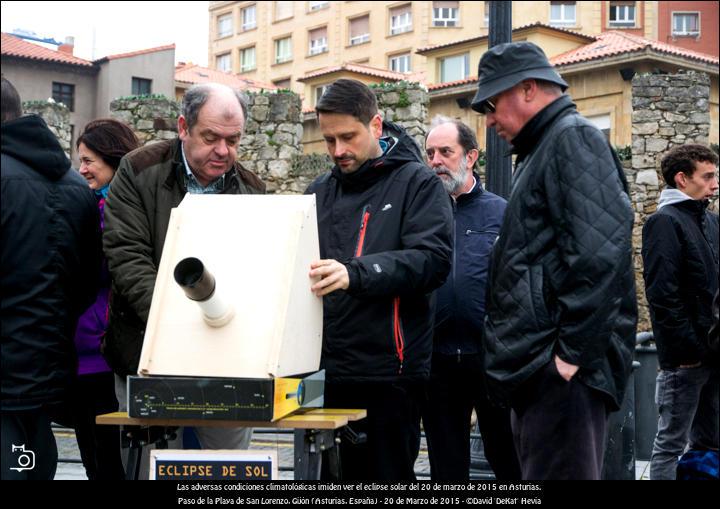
[649, 365, 719, 480]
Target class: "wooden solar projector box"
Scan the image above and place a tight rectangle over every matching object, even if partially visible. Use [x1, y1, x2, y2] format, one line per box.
[127, 194, 324, 422]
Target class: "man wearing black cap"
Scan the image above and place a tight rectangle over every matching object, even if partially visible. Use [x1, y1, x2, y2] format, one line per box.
[473, 42, 637, 480]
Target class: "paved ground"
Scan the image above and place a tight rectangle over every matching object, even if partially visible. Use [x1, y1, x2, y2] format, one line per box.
[53, 426, 649, 480]
[53, 426, 431, 480]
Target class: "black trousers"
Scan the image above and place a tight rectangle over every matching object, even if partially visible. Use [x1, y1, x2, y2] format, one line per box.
[511, 359, 608, 480]
[322, 380, 423, 480]
[422, 353, 520, 480]
[55, 371, 125, 480]
[1, 408, 58, 480]
[72, 372, 125, 479]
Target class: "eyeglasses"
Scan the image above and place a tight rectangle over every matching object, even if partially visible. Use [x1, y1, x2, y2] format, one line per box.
[477, 98, 496, 115]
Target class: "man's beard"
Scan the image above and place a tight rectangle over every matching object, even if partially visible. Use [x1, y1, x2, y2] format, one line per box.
[334, 154, 358, 173]
[436, 155, 469, 196]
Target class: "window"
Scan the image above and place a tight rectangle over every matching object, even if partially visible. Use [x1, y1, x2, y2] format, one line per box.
[273, 78, 292, 90]
[389, 53, 411, 73]
[349, 15, 370, 45]
[587, 113, 611, 140]
[672, 12, 700, 36]
[52, 82, 74, 111]
[242, 5, 256, 31]
[550, 1, 576, 26]
[433, 1, 459, 27]
[275, 1, 294, 21]
[315, 84, 330, 105]
[440, 53, 469, 83]
[275, 37, 292, 64]
[309, 1, 329, 10]
[309, 27, 328, 55]
[216, 53, 231, 72]
[217, 13, 232, 38]
[609, 1, 635, 27]
[390, 5, 412, 35]
[131, 77, 152, 95]
[484, 2, 490, 26]
[240, 47, 256, 72]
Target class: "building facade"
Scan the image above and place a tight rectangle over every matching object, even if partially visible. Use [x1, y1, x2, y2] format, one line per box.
[1, 33, 175, 162]
[656, 1, 719, 57]
[298, 23, 719, 152]
[208, 1, 719, 107]
[419, 25, 719, 149]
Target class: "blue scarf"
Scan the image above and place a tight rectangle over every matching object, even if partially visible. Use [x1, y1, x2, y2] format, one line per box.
[95, 184, 109, 199]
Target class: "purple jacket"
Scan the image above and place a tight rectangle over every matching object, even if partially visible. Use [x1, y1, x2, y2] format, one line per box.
[74, 197, 112, 375]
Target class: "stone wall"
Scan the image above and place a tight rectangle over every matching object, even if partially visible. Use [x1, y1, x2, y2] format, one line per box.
[110, 95, 180, 145]
[287, 82, 433, 194]
[630, 71, 715, 332]
[289, 152, 332, 195]
[237, 92, 304, 194]
[109, 91, 311, 193]
[374, 81, 429, 151]
[22, 100, 72, 158]
[107, 84, 430, 195]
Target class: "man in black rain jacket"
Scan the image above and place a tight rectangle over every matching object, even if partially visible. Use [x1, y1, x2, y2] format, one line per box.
[307, 79, 453, 480]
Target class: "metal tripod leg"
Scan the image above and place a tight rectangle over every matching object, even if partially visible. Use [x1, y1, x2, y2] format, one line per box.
[121, 425, 177, 480]
[294, 429, 338, 480]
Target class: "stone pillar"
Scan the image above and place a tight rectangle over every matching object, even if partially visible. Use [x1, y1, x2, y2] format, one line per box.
[630, 70, 713, 332]
[374, 82, 429, 150]
[22, 100, 72, 158]
[110, 96, 180, 145]
[239, 91, 304, 194]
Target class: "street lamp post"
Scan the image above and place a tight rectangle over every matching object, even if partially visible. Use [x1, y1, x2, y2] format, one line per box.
[484, 1, 513, 199]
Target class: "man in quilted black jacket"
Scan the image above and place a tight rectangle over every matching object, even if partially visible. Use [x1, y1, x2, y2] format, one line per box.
[471, 42, 637, 479]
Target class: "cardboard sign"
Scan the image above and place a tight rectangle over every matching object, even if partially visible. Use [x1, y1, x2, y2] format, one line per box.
[150, 450, 277, 480]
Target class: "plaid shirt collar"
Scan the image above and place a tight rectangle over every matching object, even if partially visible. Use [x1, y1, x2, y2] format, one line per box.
[181, 143, 226, 194]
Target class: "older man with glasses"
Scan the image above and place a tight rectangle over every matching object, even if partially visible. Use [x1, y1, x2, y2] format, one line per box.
[473, 42, 637, 480]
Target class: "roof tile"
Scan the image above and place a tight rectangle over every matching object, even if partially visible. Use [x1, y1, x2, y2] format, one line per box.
[416, 22, 596, 54]
[551, 31, 719, 67]
[96, 44, 175, 62]
[1, 32, 93, 67]
[175, 63, 277, 91]
[297, 62, 407, 82]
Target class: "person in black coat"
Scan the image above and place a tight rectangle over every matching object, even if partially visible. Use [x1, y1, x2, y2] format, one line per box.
[421, 116, 519, 480]
[307, 79, 453, 480]
[1, 77, 101, 479]
[642, 144, 719, 480]
[472, 43, 637, 480]
[710, 290, 719, 355]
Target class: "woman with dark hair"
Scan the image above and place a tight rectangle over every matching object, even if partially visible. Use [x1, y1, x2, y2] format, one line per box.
[77, 119, 139, 196]
[68, 119, 139, 479]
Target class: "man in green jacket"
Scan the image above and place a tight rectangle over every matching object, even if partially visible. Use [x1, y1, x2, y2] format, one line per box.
[103, 83, 264, 471]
